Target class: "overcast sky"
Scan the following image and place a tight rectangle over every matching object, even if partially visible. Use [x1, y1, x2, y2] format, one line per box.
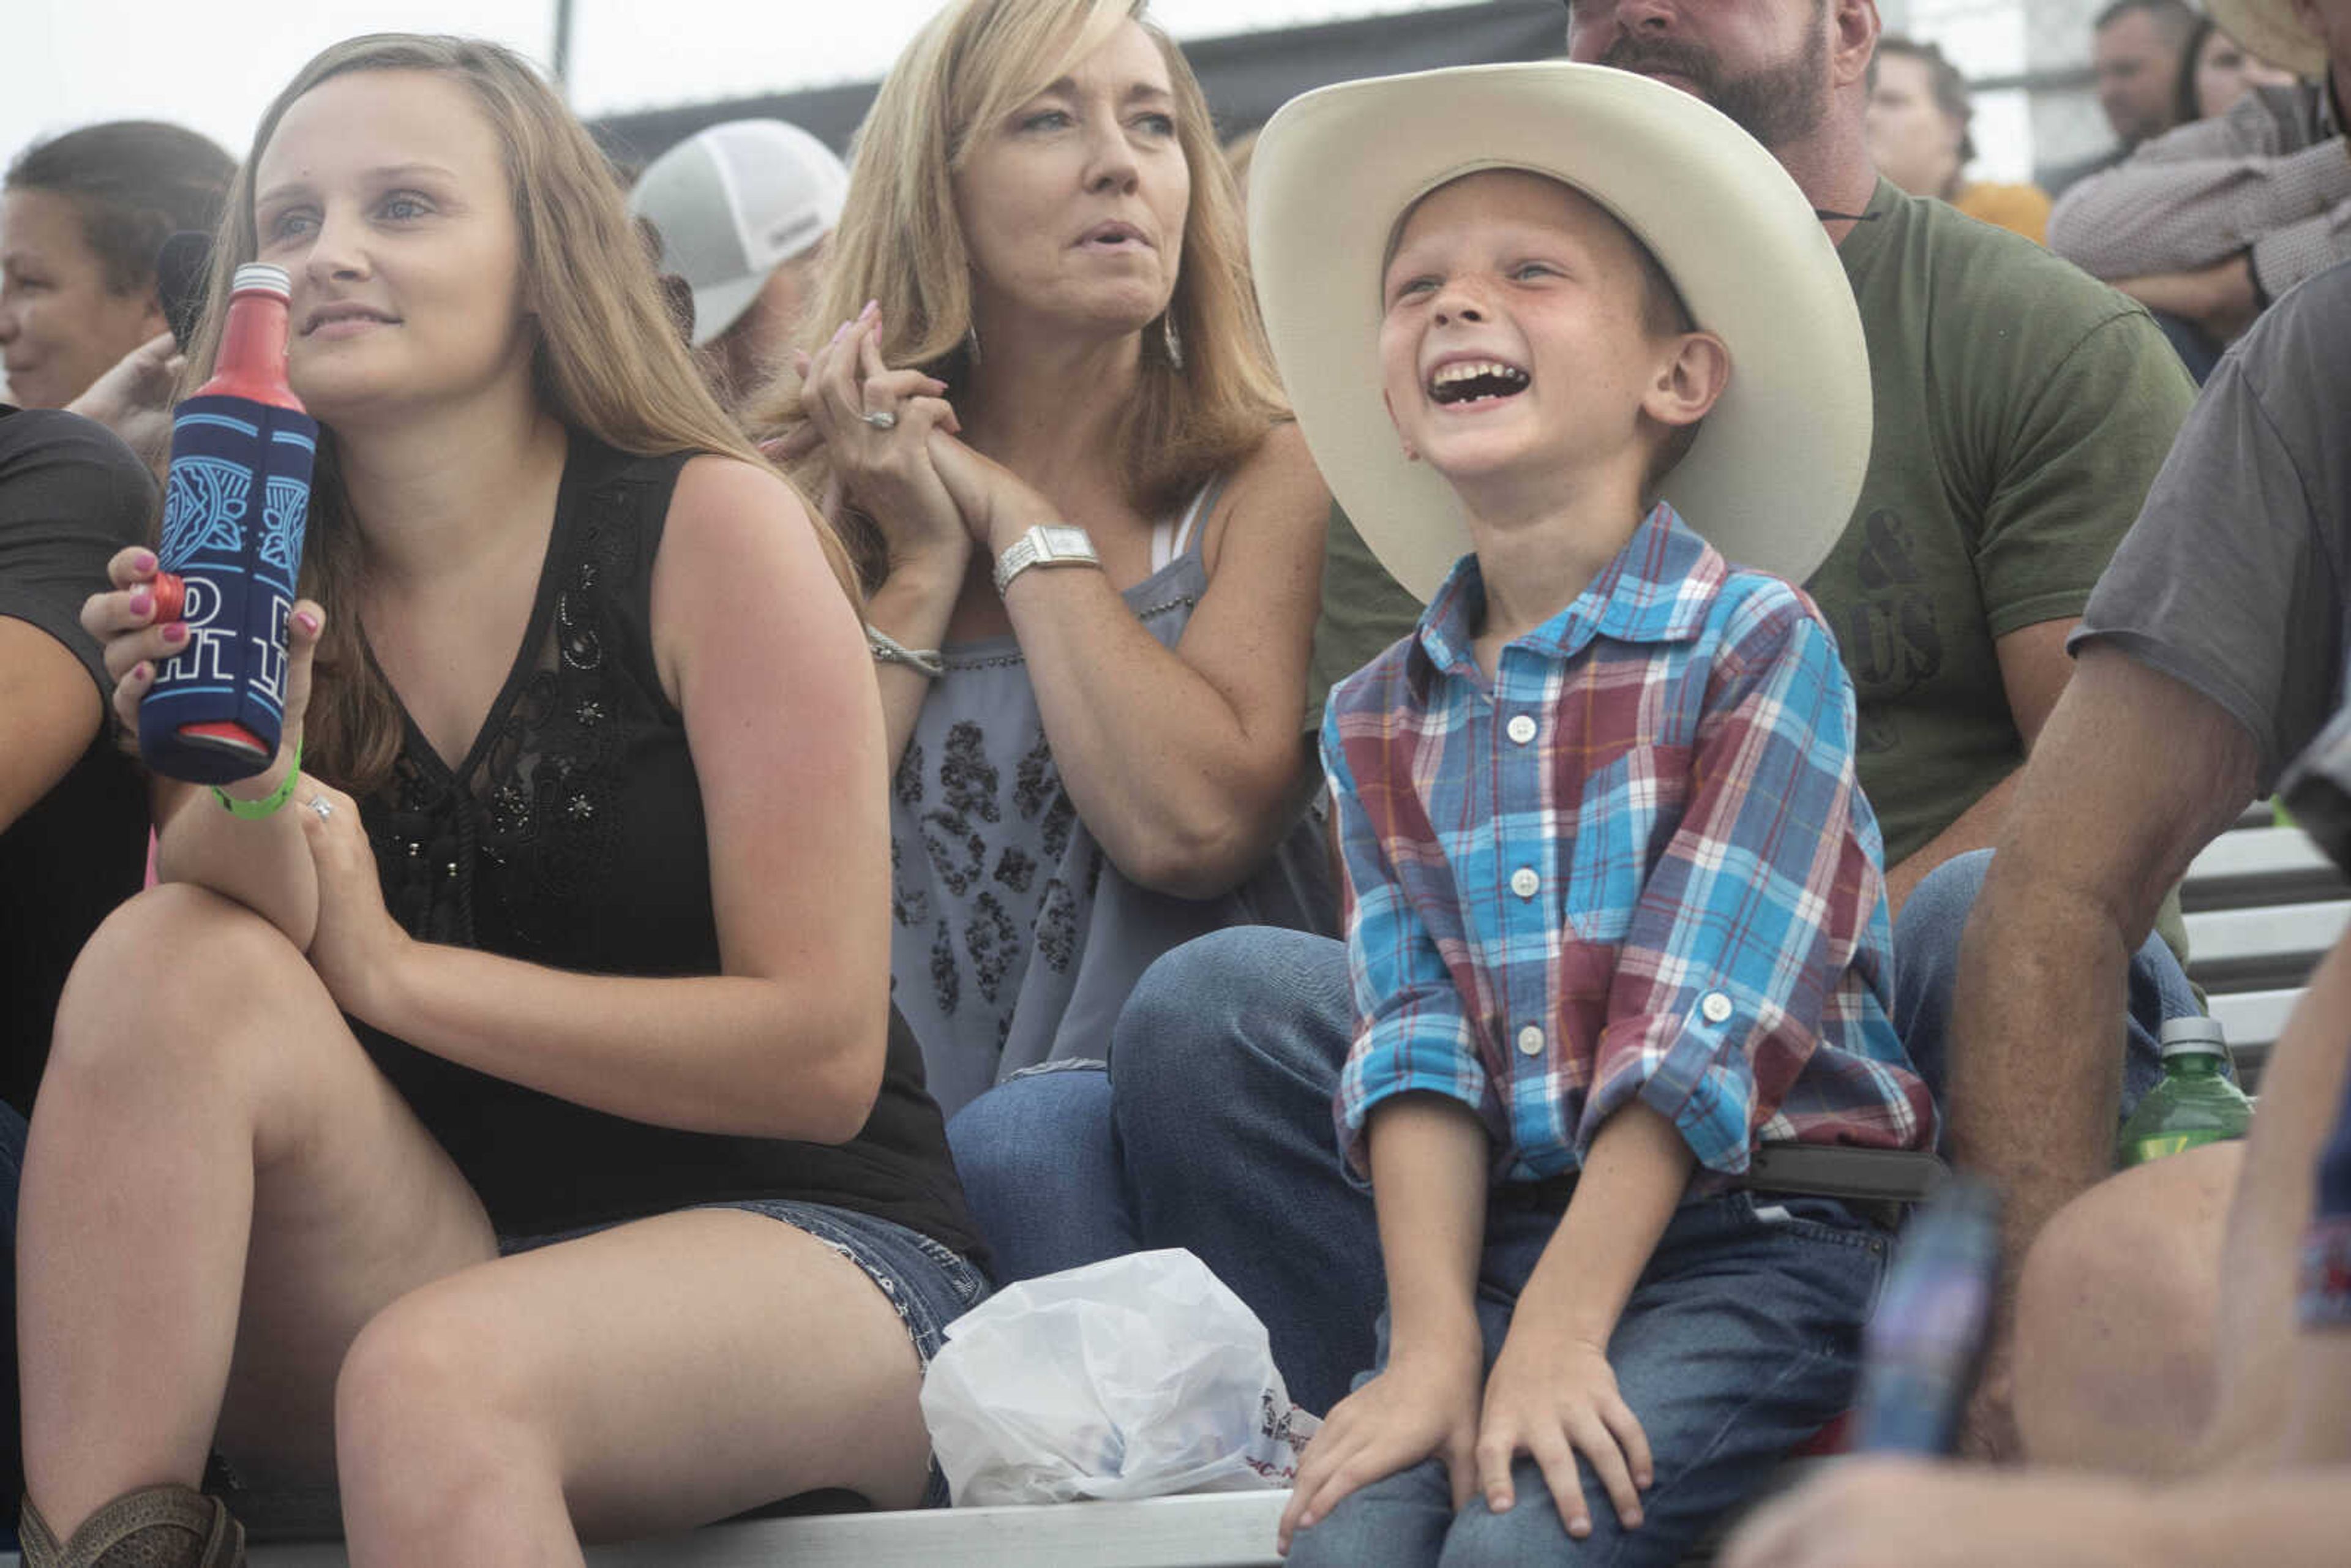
[4, 0, 1466, 165]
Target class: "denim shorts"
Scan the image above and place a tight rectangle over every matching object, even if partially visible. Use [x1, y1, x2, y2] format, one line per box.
[502, 1198, 991, 1509]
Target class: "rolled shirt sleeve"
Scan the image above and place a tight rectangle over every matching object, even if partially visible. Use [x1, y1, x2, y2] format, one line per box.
[1324, 714, 1497, 1179]
[1579, 585, 1918, 1174]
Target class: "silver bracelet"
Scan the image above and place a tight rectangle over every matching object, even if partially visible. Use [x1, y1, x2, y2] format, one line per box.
[866, 623, 945, 678]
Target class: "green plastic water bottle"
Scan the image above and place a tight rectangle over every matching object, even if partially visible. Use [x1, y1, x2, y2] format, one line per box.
[2116, 1018, 2253, 1168]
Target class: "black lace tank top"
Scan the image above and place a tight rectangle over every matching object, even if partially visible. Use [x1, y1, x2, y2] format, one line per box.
[353, 432, 984, 1259]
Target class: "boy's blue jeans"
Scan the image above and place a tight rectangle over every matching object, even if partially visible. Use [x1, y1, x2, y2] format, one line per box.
[1284, 1190, 1889, 1568]
[945, 849, 2196, 1416]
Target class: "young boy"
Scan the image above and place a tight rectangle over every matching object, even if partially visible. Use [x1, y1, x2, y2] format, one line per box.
[1245, 65, 1940, 1566]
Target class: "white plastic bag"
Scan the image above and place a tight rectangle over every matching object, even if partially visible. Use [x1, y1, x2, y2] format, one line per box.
[920, 1248, 1322, 1504]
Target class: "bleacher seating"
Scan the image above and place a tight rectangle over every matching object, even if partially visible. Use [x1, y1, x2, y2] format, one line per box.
[2184, 806, 2347, 1090]
[0, 811, 2327, 1568]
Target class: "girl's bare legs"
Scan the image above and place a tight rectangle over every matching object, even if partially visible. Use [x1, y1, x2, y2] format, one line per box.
[20, 883, 497, 1533]
[336, 1209, 936, 1567]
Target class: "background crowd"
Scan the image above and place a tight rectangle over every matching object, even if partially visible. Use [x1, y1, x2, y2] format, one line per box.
[1, 0, 2346, 1564]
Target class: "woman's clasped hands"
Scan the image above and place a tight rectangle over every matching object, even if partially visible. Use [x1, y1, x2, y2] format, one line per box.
[784, 302, 1065, 571]
[788, 302, 968, 566]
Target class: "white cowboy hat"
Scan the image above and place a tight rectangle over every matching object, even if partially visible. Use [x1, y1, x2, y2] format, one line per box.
[1248, 62, 1872, 600]
[2207, 0, 2330, 78]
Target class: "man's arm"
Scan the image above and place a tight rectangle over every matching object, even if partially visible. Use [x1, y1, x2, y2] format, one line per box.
[2047, 96, 2349, 279]
[2113, 255, 2264, 344]
[1947, 647, 2258, 1444]
[0, 619, 106, 833]
[1884, 618, 2076, 913]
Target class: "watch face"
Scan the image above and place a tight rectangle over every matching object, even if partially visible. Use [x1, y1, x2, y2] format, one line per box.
[1041, 525, 1090, 553]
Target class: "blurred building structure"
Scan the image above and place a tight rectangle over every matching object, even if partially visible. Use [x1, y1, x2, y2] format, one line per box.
[590, 0, 2121, 190]
[1884, 0, 2120, 184]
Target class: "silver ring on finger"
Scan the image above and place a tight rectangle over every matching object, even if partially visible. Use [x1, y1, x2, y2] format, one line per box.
[309, 796, 335, 822]
[860, 408, 899, 431]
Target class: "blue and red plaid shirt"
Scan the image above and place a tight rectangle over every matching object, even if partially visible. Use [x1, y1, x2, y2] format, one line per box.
[1322, 504, 1935, 1184]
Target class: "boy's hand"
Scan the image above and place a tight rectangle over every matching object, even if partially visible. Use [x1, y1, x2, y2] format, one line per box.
[1477, 1327, 1653, 1539]
[1277, 1341, 1482, 1554]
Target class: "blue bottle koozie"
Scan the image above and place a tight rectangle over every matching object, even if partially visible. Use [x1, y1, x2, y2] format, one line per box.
[139, 264, 318, 785]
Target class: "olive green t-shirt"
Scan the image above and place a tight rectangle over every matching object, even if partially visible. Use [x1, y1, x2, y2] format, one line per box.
[1306, 179, 2197, 869]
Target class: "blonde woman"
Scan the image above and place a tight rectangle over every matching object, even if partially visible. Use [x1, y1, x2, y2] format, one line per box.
[32, 34, 985, 1564]
[757, 0, 1334, 1270]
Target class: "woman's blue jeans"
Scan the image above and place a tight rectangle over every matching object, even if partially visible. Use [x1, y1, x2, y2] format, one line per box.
[945, 927, 1381, 1416]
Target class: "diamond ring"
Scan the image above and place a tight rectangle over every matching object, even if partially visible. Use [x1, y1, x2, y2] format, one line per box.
[860, 408, 899, 430]
[309, 797, 334, 822]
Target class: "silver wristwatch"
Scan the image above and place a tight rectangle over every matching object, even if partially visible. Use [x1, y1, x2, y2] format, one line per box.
[993, 523, 1100, 595]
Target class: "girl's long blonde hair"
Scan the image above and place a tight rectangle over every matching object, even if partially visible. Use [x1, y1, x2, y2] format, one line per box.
[186, 34, 855, 796]
[746, 0, 1288, 589]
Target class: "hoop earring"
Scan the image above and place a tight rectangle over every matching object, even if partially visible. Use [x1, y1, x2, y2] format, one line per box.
[1161, 313, 1184, 370]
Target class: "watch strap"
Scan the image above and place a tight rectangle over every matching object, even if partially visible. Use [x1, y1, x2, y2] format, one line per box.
[994, 524, 1100, 595]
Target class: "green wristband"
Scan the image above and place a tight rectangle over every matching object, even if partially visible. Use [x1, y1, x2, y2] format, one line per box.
[211, 738, 304, 820]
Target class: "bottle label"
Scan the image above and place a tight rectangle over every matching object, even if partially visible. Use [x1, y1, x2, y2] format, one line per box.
[2124, 1128, 2232, 1165]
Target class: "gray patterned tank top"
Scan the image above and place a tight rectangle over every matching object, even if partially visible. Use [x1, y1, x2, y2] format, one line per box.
[888, 479, 1337, 1116]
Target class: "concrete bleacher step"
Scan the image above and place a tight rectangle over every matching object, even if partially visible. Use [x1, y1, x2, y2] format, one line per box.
[2183, 827, 2349, 910]
[2180, 899, 2348, 992]
[0, 1483, 1786, 1568]
[28, 1494, 1290, 1568]
[2208, 987, 2308, 1087]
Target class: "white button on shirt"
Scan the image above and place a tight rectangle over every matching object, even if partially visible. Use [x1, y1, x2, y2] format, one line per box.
[1701, 992, 1734, 1024]
[1506, 714, 1538, 745]
[1510, 867, 1540, 899]
[1517, 1025, 1545, 1056]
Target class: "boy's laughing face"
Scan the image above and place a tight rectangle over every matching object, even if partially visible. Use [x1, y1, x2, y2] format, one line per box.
[1378, 169, 1682, 499]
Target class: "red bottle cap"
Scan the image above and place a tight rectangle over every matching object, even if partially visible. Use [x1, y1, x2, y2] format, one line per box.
[151, 572, 187, 623]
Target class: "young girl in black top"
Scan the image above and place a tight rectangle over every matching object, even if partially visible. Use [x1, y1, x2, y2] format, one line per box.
[32, 34, 983, 1565]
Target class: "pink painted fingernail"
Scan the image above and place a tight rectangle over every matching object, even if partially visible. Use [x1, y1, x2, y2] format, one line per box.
[161, 621, 188, 645]
[129, 587, 154, 617]
[132, 549, 157, 574]
[861, 298, 879, 318]
[293, 609, 320, 636]
[132, 661, 152, 682]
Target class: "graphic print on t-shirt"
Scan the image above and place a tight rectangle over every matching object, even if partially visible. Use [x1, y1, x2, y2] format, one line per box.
[1841, 508, 1945, 755]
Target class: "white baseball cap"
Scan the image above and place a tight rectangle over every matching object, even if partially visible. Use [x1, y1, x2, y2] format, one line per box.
[627, 119, 850, 347]
[2207, 0, 2330, 77]
[1249, 63, 1872, 599]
